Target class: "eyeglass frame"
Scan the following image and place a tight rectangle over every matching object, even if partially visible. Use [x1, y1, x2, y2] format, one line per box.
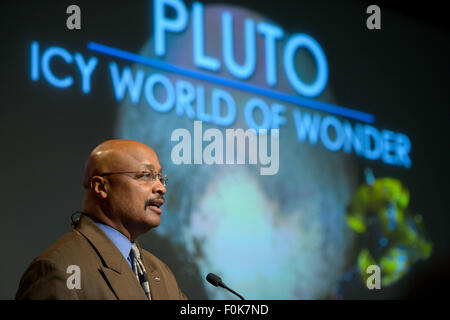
[92, 170, 168, 187]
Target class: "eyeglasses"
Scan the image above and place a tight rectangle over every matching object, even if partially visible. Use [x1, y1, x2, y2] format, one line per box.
[97, 171, 168, 187]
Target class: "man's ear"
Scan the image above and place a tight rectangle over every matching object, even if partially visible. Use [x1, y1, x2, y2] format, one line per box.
[89, 176, 108, 199]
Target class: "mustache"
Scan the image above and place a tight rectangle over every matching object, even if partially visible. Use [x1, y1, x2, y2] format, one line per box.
[144, 196, 165, 209]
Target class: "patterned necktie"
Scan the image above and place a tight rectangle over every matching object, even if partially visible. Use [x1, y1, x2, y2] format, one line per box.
[130, 243, 152, 300]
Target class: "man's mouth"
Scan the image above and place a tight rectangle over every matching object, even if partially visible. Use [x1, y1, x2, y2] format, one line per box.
[146, 198, 164, 213]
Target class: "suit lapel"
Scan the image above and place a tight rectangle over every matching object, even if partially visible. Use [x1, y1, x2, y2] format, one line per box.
[74, 214, 148, 300]
[100, 264, 147, 300]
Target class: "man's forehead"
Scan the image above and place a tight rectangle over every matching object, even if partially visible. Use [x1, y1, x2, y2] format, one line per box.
[124, 150, 162, 170]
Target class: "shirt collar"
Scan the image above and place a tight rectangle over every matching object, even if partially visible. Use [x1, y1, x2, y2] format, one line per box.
[95, 222, 134, 261]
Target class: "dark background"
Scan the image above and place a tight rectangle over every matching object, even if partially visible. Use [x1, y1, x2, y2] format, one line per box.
[1, 0, 449, 299]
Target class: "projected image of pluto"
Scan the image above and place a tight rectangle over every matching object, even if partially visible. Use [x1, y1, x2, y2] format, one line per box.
[113, 3, 363, 299]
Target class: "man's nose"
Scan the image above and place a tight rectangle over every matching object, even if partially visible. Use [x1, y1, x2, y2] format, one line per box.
[153, 179, 166, 195]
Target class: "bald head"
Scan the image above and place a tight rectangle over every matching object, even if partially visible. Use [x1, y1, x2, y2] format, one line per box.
[82, 139, 159, 189]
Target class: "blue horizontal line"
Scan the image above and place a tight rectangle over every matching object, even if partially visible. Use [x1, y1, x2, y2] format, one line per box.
[87, 41, 375, 123]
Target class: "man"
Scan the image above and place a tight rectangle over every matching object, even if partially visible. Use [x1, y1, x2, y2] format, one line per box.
[15, 139, 187, 300]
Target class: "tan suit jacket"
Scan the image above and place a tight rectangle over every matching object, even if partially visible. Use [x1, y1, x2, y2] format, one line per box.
[15, 214, 187, 300]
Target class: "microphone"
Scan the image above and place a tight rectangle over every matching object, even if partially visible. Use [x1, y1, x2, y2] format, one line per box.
[206, 273, 245, 300]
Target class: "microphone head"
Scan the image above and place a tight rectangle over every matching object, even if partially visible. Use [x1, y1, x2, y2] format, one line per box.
[206, 273, 223, 287]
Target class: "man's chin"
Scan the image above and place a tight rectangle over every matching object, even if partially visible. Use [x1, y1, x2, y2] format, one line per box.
[143, 210, 162, 229]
